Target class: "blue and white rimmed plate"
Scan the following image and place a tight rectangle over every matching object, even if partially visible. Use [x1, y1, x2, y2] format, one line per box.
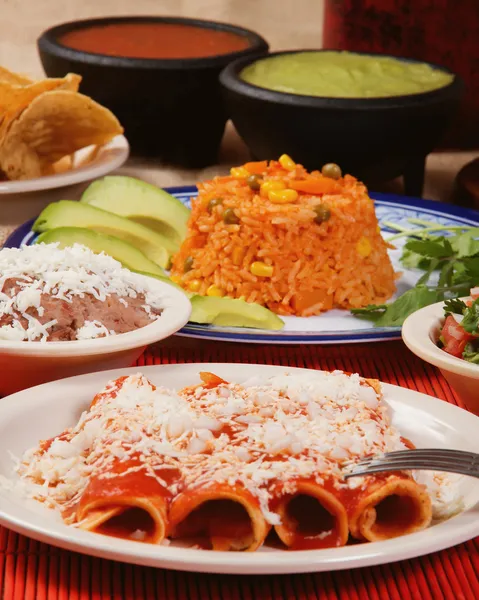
[4, 187, 479, 345]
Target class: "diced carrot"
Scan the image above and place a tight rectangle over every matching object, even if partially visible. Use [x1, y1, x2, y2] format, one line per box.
[293, 289, 334, 312]
[184, 235, 207, 250]
[244, 161, 268, 174]
[290, 178, 340, 195]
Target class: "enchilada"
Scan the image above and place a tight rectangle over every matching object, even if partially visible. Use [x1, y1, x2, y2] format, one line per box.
[17, 369, 439, 551]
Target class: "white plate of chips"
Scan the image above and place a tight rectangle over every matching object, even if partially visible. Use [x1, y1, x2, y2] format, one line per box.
[0, 134, 129, 194]
[0, 65, 127, 193]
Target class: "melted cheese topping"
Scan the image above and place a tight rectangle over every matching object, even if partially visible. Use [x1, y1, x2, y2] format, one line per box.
[0, 243, 166, 341]
[16, 371, 460, 524]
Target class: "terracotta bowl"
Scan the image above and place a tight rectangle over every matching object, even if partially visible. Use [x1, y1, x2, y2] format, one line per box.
[0, 276, 191, 396]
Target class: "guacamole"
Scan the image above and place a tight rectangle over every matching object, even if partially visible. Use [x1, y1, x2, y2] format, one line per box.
[240, 51, 454, 98]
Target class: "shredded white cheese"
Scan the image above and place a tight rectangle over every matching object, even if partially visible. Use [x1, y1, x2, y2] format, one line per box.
[13, 370, 462, 527]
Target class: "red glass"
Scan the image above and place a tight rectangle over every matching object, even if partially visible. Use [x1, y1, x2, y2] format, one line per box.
[323, 0, 479, 148]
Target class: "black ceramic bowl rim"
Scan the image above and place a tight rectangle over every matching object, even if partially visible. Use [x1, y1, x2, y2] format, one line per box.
[37, 16, 269, 70]
[220, 49, 463, 110]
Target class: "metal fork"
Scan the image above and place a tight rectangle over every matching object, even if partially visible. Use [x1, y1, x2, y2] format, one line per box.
[344, 449, 479, 479]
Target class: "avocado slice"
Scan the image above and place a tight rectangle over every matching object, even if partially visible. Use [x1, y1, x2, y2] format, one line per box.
[134, 270, 189, 294]
[189, 296, 284, 330]
[125, 272, 284, 330]
[35, 227, 166, 276]
[33, 201, 171, 268]
[81, 176, 190, 245]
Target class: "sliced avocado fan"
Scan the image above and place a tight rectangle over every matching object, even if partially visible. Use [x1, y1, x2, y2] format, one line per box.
[81, 176, 190, 245]
[35, 227, 166, 276]
[33, 201, 171, 268]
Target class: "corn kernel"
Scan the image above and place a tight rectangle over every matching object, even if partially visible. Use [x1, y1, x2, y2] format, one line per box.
[188, 279, 202, 292]
[230, 166, 249, 179]
[250, 261, 274, 277]
[260, 180, 286, 197]
[268, 188, 298, 204]
[356, 236, 372, 258]
[232, 247, 245, 266]
[170, 275, 183, 284]
[278, 154, 296, 171]
[206, 284, 225, 297]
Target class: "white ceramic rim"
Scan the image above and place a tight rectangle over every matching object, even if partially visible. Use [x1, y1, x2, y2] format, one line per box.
[0, 362, 478, 575]
[0, 135, 129, 194]
[402, 298, 479, 378]
[0, 275, 191, 356]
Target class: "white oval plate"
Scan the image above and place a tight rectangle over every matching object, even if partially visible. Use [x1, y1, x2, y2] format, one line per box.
[0, 363, 478, 574]
[0, 135, 129, 194]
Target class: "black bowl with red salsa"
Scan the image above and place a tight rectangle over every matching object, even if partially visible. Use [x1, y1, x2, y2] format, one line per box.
[37, 17, 269, 166]
[438, 289, 479, 363]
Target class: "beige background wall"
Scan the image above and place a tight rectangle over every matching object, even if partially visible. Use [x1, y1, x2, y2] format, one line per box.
[0, 0, 324, 78]
[0, 0, 475, 223]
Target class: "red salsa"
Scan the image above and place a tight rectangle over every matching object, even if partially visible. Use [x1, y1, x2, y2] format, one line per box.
[59, 23, 251, 59]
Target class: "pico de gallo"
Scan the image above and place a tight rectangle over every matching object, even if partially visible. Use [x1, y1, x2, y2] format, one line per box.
[438, 288, 479, 364]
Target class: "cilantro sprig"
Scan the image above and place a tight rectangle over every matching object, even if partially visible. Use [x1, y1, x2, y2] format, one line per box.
[351, 222, 479, 327]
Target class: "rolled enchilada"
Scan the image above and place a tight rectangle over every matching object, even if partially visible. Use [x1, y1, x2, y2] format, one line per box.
[16, 370, 446, 551]
[346, 474, 432, 541]
[169, 483, 269, 551]
[76, 458, 177, 544]
[272, 479, 349, 549]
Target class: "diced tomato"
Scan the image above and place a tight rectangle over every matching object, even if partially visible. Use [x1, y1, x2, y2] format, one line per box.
[470, 287, 479, 301]
[441, 315, 475, 357]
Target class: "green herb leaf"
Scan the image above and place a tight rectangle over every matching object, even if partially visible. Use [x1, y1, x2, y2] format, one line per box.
[461, 298, 479, 335]
[417, 257, 440, 286]
[400, 247, 434, 270]
[375, 287, 440, 327]
[463, 257, 479, 281]
[350, 304, 387, 322]
[352, 287, 440, 327]
[450, 228, 479, 258]
[462, 341, 479, 364]
[405, 237, 454, 259]
[438, 260, 455, 288]
[443, 298, 467, 316]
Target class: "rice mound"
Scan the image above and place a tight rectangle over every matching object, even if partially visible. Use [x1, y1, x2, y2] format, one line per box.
[170, 159, 396, 317]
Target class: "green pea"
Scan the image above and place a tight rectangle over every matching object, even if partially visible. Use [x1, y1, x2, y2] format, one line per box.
[223, 208, 240, 225]
[246, 174, 262, 191]
[321, 163, 342, 180]
[207, 197, 223, 212]
[183, 256, 194, 272]
[314, 204, 331, 224]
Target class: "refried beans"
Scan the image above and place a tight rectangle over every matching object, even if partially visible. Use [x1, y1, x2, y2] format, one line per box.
[0, 243, 166, 342]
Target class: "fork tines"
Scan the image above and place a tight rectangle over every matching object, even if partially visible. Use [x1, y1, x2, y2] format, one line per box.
[344, 448, 479, 479]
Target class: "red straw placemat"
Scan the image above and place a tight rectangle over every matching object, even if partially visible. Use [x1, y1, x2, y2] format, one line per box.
[1, 339, 477, 600]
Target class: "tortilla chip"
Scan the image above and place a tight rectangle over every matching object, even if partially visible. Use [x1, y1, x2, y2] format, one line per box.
[43, 154, 74, 176]
[0, 90, 123, 180]
[0, 74, 82, 139]
[0, 66, 33, 86]
[0, 136, 42, 180]
[75, 144, 101, 169]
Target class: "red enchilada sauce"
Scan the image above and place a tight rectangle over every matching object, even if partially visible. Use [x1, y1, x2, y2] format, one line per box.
[59, 23, 251, 59]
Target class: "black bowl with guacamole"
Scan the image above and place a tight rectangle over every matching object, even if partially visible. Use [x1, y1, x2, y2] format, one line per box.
[220, 50, 462, 195]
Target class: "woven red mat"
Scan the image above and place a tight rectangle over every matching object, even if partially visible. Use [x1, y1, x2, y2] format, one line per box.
[1, 339, 478, 600]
